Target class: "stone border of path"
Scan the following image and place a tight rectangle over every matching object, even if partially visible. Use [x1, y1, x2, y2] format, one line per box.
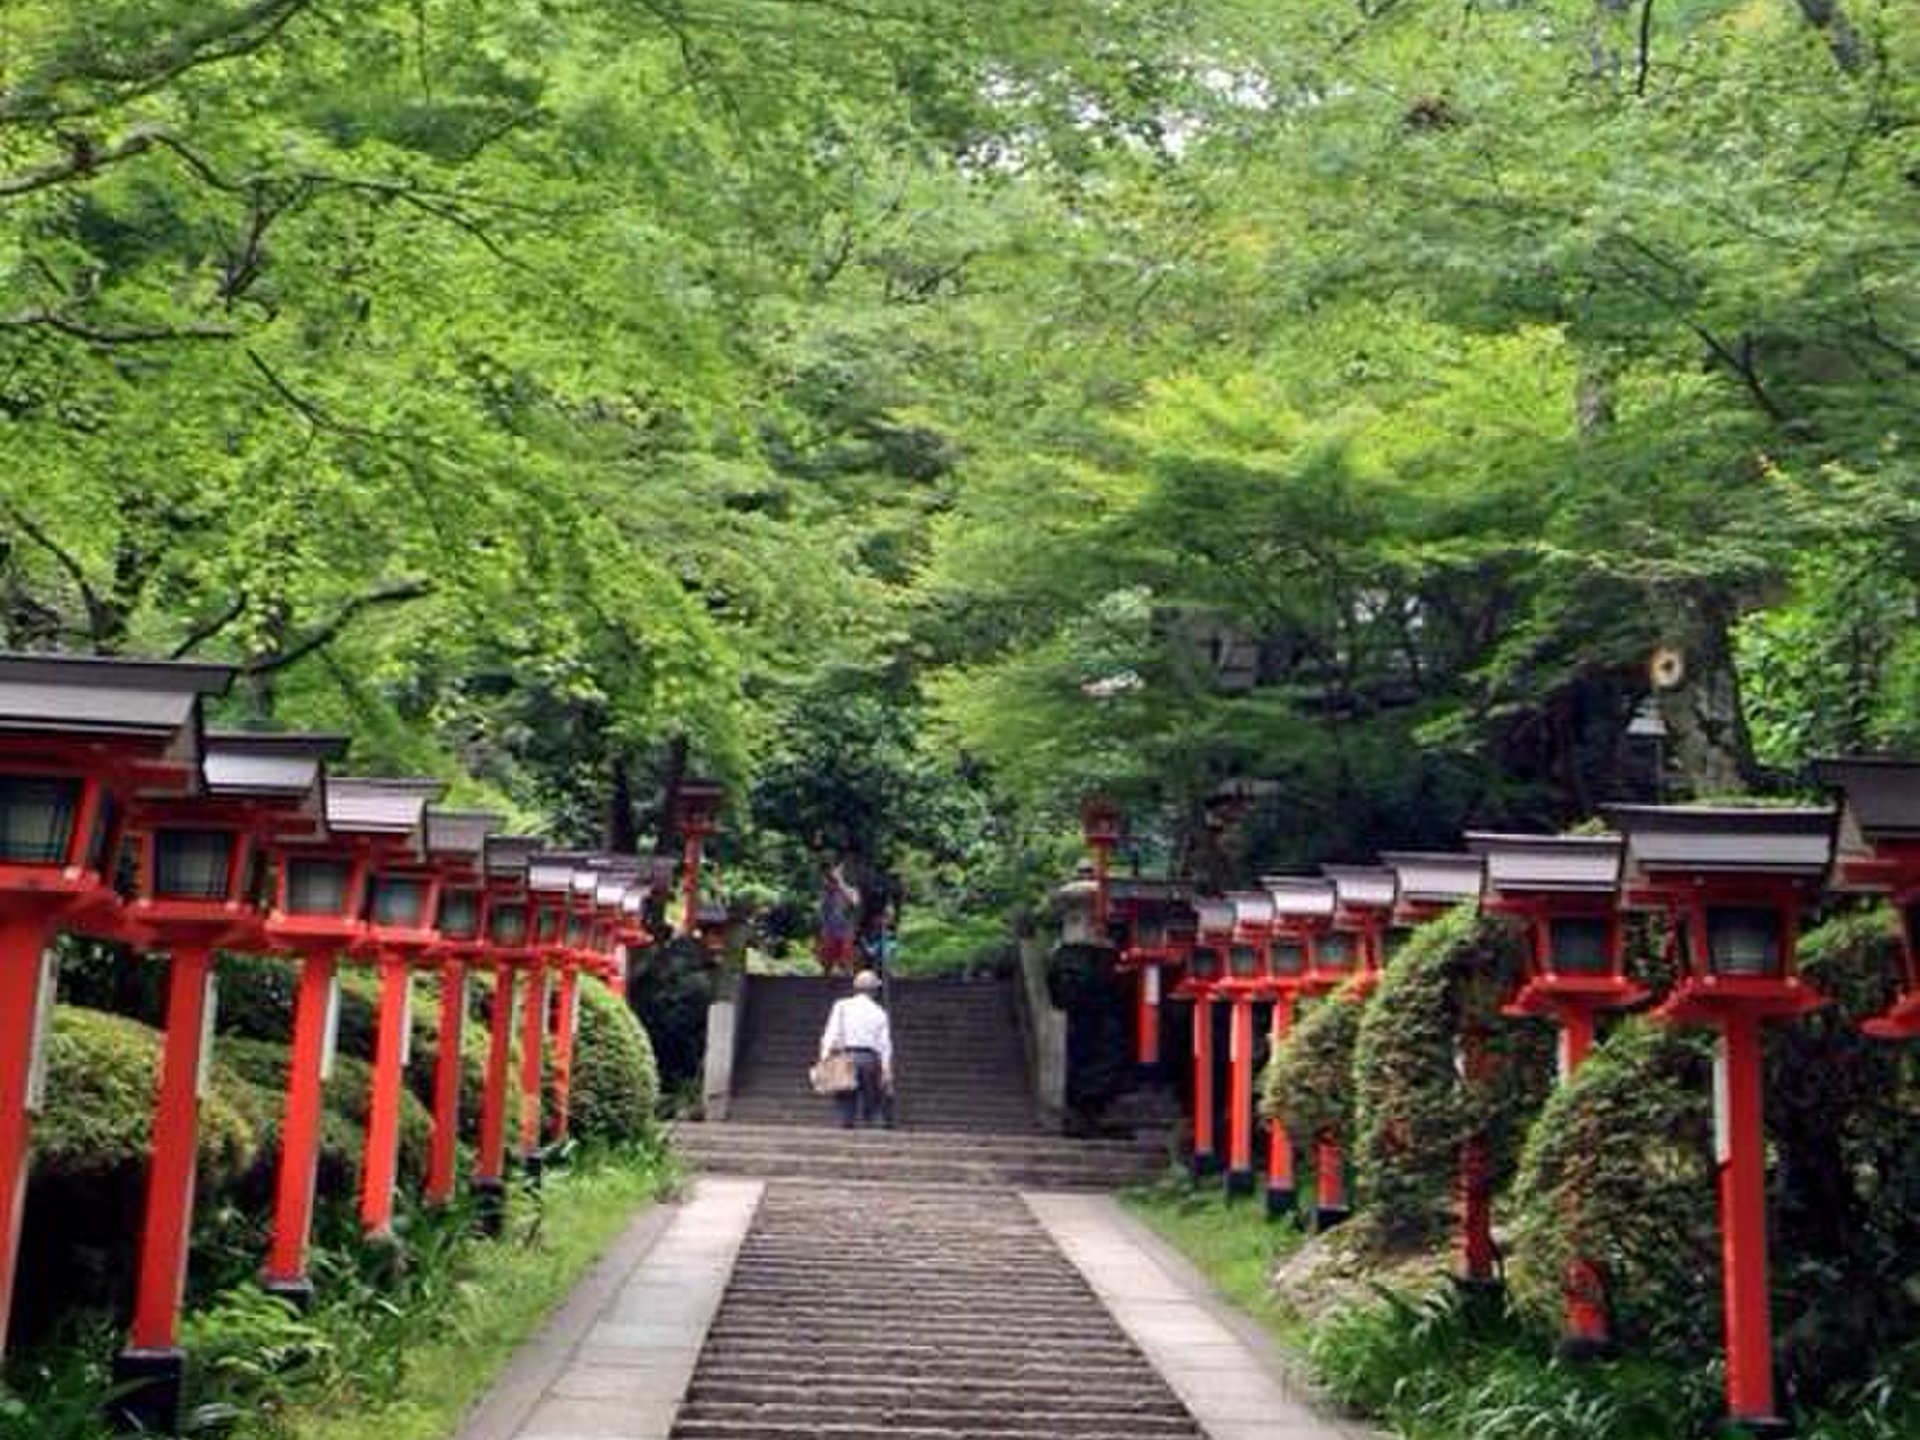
[1025, 1192, 1384, 1440]
[454, 1177, 764, 1440]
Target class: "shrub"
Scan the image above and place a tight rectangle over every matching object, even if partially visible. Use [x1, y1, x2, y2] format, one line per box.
[547, 981, 660, 1146]
[1264, 978, 1370, 1159]
[1350, 906, 1552, 1248]
[34, 1007, 260, 1181]
[1506, 1017, 1719, 1356]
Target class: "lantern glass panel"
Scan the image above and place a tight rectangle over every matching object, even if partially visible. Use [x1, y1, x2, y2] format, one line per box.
[1191, 948, 1221, 982]
[489, 902, 528, 946]
[1706, 906, 1784, 978]
[1229, 944, 1261, 979]
[1546, 917, 1612, 975]
[1136, 916, 1168, 950]
[287, 858, 351, 915]
[0, 776, 80, 866]
[154, 829, 235, 900]
[536, 909, 562, 943]
[566, 915, 590, 947]
[368, 876, 428, 928]
[1272, 940, 1306, 976]
[438, 889, 481, 940]
[1318, 932, 1355, 971]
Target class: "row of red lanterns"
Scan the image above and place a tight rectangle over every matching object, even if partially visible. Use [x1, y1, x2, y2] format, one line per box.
[0, 653, 726, 1431]
[1070, 765, 1920, 1437]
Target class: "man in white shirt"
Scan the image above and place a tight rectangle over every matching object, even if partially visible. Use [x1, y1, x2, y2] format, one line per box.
[819, 970, 893, 1128]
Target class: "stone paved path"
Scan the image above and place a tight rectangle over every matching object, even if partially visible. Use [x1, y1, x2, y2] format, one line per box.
[456, 1175, 1365, 1440]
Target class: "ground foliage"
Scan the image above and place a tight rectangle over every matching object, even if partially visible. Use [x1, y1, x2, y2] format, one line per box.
[1350, 906, 1553, 1250]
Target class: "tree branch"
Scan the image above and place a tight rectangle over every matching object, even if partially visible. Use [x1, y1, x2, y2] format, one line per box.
[0, 0, 319, 126]
[0, 497, 115, 648]
[169, 594, 250, 658]
[0, 125, 163, 199]
[242, 580, 435, 675]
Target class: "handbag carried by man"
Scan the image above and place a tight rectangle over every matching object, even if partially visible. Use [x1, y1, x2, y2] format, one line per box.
[809, 1049, 858, 1095]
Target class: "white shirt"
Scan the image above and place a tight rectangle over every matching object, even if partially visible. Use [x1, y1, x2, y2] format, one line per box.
[820, 994, 892, 1069]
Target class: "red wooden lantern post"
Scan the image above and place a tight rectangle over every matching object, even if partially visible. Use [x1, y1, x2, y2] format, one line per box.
[519, 854, 583, 1173]
[259, 781, 384, 1306]
[1467, 831, 1641, 1352]
[112, 733, 343, 1428]
[1080, 796, 1123, 939]
[1218, 892, 1275, 1198]
[1383, 854, 1494, 1287]
[1180, 899, 1233, 1180]
[0, 655, 233, 1366]
[1817, 758, 1920, 1038]
[420, 811, 502, 1207]
[673, 779, 724, 937]
[473, 838, 538, 1235]
[1309, 866, 1396, 1227]
[327, 780, 447, 1245]
[1112, 880, 1193, 1081]
[1610, 804, 1835, 1437]
[1261, 878, 1336, 1221]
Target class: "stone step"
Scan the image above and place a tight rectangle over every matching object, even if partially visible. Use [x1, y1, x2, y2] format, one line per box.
[666, 1181, 1203, 1440]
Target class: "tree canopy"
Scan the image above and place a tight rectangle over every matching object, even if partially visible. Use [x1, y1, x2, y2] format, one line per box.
[3, 0, 1915, 908]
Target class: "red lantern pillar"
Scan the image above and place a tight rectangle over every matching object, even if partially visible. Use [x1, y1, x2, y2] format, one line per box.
[263, 954, 338, 1303]
[1135, 965, 1162, 1072]
[548, 963, 579, 1145]
[424, 960, 467, 1207]
[359, 954, 413, 1240]
[1457, 1022, 1497, 1287]
[1718, 1010, 1775, 1425]
[517, 960, 548, 1162]
[1190, 996, 1217, 1178]
[0, 911, 59, 1356]
[123, 945, 217, 1398]
[473, 962, 517, 1232]
[1265, 993, 1295, 1219]
[1225, 996, 1256, 1195]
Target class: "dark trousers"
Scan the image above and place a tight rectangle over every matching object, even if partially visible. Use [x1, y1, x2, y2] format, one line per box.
[835, 1049, 889, 1129]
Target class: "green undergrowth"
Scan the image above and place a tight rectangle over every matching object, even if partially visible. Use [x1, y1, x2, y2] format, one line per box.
[1123, 1181, 1920, 1440]
[0, 1146, 678, 1440]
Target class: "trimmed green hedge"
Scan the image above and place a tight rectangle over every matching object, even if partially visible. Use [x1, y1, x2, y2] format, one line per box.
[36, 1006, 262, 1183]
[1507, 1017, 1719, 1354]
[546, 980, 660, 1146]
[1264, 979, 1369, 1157]
[1351, 906, 1552, 1248]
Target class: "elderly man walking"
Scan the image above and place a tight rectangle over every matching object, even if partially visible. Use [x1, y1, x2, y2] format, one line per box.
[819, 970, 893, 1129]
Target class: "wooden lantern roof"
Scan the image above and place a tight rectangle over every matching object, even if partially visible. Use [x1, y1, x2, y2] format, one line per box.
[0, 651, 234, 780]
[1467, 831, 1624, 897]
[425, 809, 501, 863]
[200, 731, 344, 836]
[484, 835, 541, 882]
[1226, 890, 1275, 933]
[1816, 757, 1920, 873]
[1323, 864, 1398, 913]
[1605, 805, 1835, 888]
[1263, 875, 1337, 921]
[1380, 852, 1485, 908]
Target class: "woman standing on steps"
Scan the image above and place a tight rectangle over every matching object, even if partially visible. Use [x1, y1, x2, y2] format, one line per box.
[816, 860, 860, 974]
[819, 970, 894, 1129]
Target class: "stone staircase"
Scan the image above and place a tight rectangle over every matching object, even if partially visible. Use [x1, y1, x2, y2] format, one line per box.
[673, 1122, 1170, 1190]
[691, 970, 1170, 1188]
[723, 973, 1042, 1133]
[666, 1181, 1206, 1440]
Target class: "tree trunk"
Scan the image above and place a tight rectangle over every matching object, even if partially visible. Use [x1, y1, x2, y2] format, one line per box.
[1651, 592, 1758, 798]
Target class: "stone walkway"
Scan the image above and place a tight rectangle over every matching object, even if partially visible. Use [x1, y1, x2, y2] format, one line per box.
[456, 1176, 1366, 1440]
